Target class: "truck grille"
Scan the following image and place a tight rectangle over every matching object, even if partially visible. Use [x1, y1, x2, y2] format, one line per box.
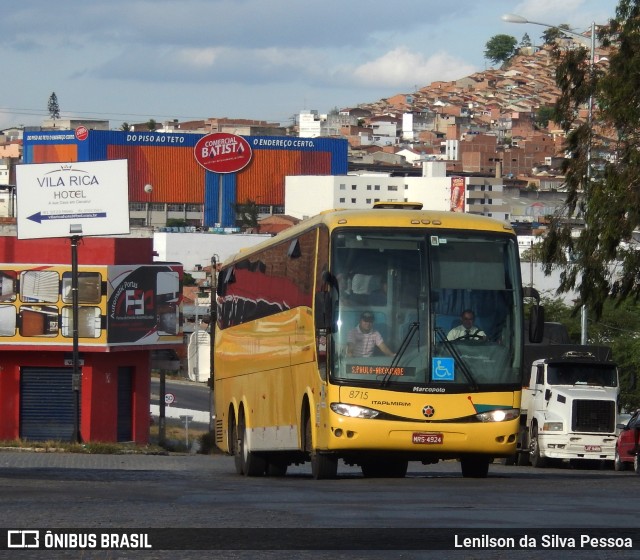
[572, 400, 615, 433]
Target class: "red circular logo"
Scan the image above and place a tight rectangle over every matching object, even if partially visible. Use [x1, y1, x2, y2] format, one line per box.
[75, 126, 89, 141]
[194, 132, 253, 173]
[422, 405, 435, 418]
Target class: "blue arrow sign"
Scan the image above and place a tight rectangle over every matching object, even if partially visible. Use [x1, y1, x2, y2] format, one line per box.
[27, 212, 107, 224]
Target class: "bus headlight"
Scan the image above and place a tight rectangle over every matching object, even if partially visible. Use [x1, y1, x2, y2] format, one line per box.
[475, 408, 520, 422]
[330, 403, 380, 419]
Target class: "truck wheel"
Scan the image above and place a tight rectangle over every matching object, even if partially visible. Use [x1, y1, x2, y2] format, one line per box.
[614, 449, 627, 472]
[530, 427, 547, 468]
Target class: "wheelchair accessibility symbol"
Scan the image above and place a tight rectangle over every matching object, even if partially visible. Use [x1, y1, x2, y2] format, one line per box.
[432, 357, 455, 381]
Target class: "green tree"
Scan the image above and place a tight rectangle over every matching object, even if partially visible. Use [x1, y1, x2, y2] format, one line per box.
[536, 105, 556, 128]
[147, 119, 157, 131]
[540, 1, 640, 320]
[541, 24, 573, 45]
[520, 33, 532, 48]
[540, 296, 640, 410]
[120, 122, 131, 131]
[183, 272, 196, 286]
[484, 34, 518, 66]
[47, 92, 60, 122]
[233, 199, 260, 232]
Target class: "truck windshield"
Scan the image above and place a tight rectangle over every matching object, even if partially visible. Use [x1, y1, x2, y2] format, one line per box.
[329, 228, 523, 391]
[547, 364, 618, 387]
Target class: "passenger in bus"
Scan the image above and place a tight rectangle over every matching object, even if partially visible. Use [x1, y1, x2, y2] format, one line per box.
[346, 311, 395, 357]
[447, 309, 486, 341]
[369, 279, 387, 305]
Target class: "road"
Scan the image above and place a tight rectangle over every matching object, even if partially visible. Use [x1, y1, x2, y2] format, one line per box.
[0, 451, 637, 559]
[150, 376, 210, 412]
[150, 376, 211, 425]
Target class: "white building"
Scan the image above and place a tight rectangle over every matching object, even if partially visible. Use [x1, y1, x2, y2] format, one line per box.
[284, 162, 452, 219]
[298, 110, 351, 138]
[153, 231, 272, 270]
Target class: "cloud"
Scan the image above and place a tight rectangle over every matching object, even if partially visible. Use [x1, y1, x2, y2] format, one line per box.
[350, 47, 477, 88]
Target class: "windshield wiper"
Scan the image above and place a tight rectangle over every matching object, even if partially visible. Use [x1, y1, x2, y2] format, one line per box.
[381, 321, 419, 387]
[434, 327, 479, 391]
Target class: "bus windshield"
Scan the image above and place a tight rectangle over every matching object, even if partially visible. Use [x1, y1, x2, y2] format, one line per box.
[330, 228, 522, 390]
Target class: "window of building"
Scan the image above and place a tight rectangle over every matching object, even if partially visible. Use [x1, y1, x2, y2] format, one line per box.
[366, 198, 372, 204]
[388, 185, 398, 191]
[339, 184, 346, 190]
[339, 198, 345, 203]
[129, 202, 145, 211]
[167, 203, 184, 212]
[351, 198, 356, 204]
[367, 185, 372, 190]
[185, 204, 203, 213]
[351, 185, 357, 190]
[374, 185, 380, 191]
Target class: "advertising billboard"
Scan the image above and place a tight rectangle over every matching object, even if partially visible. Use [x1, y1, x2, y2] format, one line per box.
[0, 263, 182, 348]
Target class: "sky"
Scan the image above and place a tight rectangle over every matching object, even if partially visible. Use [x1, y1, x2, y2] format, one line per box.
[0, 0, 620, 130]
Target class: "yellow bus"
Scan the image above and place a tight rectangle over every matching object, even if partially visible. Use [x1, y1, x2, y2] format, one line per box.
[212, 203, 539, 479]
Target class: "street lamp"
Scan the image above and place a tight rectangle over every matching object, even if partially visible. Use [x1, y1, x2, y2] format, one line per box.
[502, 13, 596, 345]
[144, 183, 153, 227]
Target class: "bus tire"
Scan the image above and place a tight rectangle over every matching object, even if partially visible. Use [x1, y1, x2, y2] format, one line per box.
[238, 409, 266, 477]
[230, 412, 243, 475]
[304, 412, 337, 480]
[460, 455, 490, 478]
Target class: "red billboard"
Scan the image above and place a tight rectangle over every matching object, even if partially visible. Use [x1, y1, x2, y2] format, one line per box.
[194, 132, 253, 173]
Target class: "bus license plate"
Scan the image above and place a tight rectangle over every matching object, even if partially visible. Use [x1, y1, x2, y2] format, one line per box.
[585, 445, 601, 452]
[412, 432, 443, 444]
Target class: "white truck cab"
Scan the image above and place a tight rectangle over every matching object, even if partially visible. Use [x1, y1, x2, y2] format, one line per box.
[521, 351, 619, 467]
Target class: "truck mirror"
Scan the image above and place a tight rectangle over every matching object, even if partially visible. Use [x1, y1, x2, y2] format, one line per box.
[529, 304, 545, 343]
[544, 388, 552, 401]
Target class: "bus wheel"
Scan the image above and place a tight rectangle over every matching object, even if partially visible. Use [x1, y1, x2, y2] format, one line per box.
[238, 410, 266, 477]
[230, 414, 243, 475]
[361, 459, 408, 478]
[460, 455, 490, 478]
[304, 413, 337, 480]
